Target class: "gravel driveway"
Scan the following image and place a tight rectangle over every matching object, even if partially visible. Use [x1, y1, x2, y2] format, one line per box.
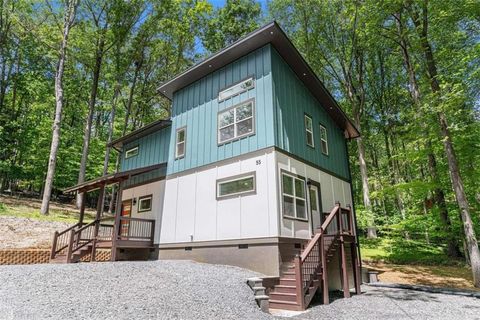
[1, 260, 479, 320]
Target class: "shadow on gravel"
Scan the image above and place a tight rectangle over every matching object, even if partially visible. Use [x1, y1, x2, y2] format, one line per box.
[365, 287, 441, 302]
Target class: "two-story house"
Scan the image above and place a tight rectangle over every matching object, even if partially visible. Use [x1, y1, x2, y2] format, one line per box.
[54, 22, 361, 311]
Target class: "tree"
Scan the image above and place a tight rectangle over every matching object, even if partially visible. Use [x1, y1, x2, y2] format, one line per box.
[407, 0, 480, 287]
[40, 0, 79, 215]
[201, 0, 261, 53]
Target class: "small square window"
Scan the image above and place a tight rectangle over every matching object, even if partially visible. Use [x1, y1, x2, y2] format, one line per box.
[138, 195, 152, 212]
[305, 115, 314, 148]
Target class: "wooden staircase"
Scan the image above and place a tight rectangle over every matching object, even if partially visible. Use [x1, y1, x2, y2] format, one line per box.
[269, 204, 362, 311]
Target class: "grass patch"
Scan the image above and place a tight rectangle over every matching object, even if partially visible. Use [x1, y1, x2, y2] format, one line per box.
[360, 236, 464, 266]
[0, 201, 94, 223]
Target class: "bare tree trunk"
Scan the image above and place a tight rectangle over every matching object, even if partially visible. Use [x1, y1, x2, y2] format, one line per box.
[76, 37, 105, 208]
[410, 2, 480, 286]
[40, 0, 78, 215]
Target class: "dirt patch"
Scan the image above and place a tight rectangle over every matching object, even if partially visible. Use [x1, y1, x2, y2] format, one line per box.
[0, 216, 70, 249]
[364, 262, 479, 292]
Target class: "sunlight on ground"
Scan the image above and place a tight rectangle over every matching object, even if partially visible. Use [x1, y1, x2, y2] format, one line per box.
[364, 262, 479, 292]
[0, 195, 95, 223]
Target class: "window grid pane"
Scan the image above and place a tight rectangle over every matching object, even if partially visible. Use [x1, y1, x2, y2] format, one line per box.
[282, 173, 307, 220]
[218, 101, 254, 143]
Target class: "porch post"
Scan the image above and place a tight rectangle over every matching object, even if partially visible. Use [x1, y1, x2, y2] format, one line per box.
[91, 183, 105, 262]
[111, 179, 125, 261]
[78, 191, 86, 225]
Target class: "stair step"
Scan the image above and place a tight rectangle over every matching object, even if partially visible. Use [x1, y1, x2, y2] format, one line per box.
[269, 292, 297, 302]
[273, 285, 297, 294]
[279, 278, 296, 285]
[282, 272, 296, 279]
[269, 300, 303, 311]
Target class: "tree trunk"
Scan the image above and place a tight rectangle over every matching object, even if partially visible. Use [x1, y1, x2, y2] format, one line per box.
[394, 11, 460, 256]
[410, 3, 480, 286]
[40, 0, 78, 215]
[76, 36, 105, 208]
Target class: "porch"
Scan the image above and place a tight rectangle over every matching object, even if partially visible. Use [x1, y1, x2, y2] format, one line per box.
[50, 164, 164, 263]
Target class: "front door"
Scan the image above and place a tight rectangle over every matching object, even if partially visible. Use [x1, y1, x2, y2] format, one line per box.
[309, 185, 321, 232]
[120, 199, 132, 237]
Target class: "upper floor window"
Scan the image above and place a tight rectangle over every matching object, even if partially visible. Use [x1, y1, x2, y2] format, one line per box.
[218, 99, 255, 144]
[320, 125, 328, 155]
[282, 172, 307, 220]
[217, 172, 256, 199]
[218, 77, 255, 101]
[175, 127, 186, 159]
[125, 146, 138, 159]
[305, 115, 314, 148]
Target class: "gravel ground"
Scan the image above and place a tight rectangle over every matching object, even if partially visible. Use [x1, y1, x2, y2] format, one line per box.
[0, 260, 270, 320]
[0, 216, 69, 249]
[1, 260, 479, 320]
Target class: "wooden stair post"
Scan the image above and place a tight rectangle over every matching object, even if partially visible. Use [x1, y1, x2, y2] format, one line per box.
[338, 205, 350, 298]
[294, 254, 305, 310]
[320, 233, 329, 305]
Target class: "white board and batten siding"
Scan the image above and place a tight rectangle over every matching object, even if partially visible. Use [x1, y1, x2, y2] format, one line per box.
[121, 180, 166, 244]
[160, 149, 278, 244]
[276, 151, 353, 240]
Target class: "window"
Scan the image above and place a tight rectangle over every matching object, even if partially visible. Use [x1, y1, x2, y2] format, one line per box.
[125, 146, 138, 159]
[217, 173, 255, 198]
[305, 115, 314, 148]
[218, 77, 255, 101]
[320, 125, 328, 155]
[138, 195, 152, 212]
[282, 173, 307, 220]
[218, 100, 254, 144]
[175, 127, 186, 159]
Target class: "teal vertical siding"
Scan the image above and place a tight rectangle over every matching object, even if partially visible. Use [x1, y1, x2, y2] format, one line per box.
[120, 126, 171, 172]
[167, 45, 275, 175]
[271, 48, 350, 180]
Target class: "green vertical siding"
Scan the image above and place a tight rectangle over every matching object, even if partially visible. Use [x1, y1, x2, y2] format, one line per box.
[167, 45, 275, 175]
[120, 126, 171, 172]
[271, 48, 350, 180]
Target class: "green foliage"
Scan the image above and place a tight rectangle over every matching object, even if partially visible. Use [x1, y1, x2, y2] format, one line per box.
[202, 0, 262, 53]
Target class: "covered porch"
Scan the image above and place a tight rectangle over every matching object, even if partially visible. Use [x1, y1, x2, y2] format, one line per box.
[50, 164, 164, 263]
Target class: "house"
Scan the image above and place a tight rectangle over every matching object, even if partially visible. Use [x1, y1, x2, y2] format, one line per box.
[53, 22, 361, 310]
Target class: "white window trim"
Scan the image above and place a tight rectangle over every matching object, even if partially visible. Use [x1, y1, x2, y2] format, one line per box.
[281, 172, 308, 221]
[216, 172, 256, 199]
[175, 127, 186, 159]
[305, 115, 314, 148]
[320, 124, 329, 155]
[218, 76, 255, 102]
[138, 195, 152, 212]
[217, 99, 255, 145]
[125, 146, 139, 159]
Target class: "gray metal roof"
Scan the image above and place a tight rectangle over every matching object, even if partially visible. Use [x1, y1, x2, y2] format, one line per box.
[157, 21, 359, 139]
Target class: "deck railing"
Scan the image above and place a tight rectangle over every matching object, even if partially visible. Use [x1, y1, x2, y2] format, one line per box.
[118, 217, 155, 242]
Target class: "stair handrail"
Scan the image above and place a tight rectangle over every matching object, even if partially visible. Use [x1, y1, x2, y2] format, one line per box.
[296, 203, 343, 309]
[51, 222, 82, 260]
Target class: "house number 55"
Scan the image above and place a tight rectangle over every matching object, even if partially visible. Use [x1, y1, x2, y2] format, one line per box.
[256, 160, 261, 165]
